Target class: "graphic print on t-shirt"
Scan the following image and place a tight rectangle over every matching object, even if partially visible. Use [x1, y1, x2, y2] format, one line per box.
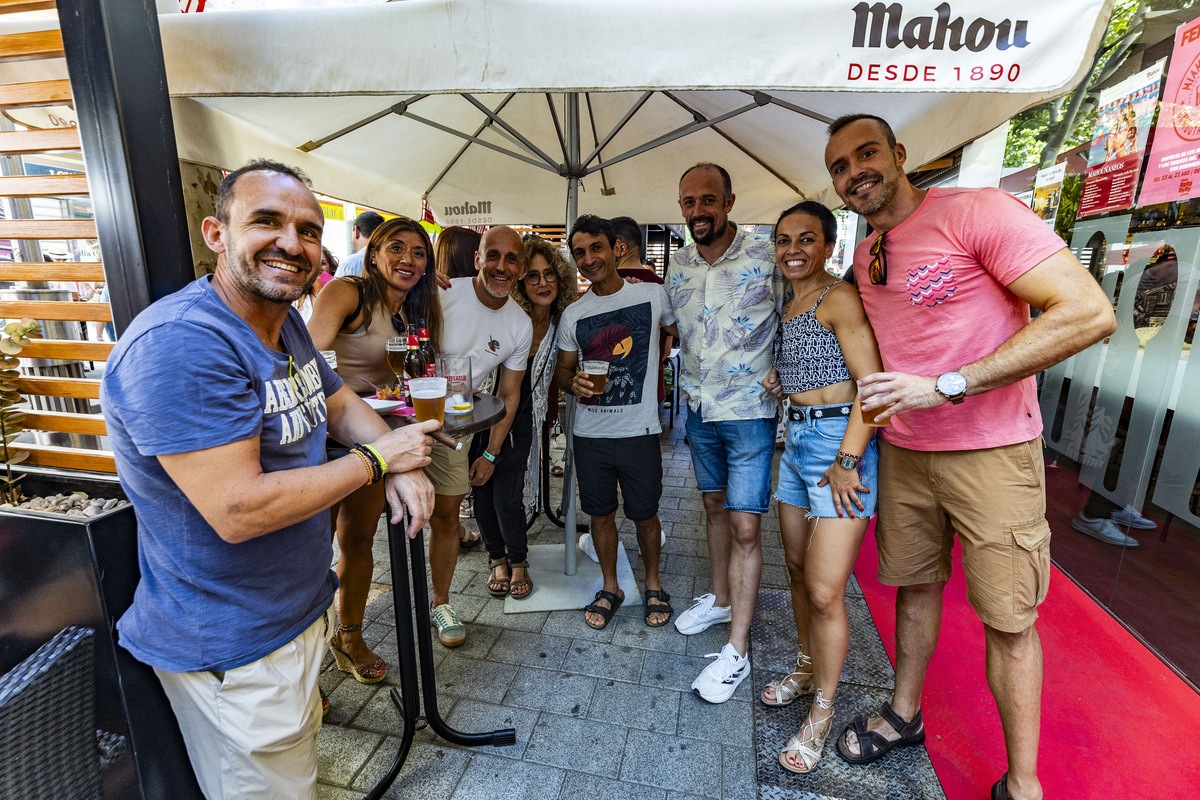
[576, 301, 652, 407]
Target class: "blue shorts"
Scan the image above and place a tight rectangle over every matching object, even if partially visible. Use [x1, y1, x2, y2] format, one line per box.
[684, 410, 776, 515]
[775, 404, 878, 518]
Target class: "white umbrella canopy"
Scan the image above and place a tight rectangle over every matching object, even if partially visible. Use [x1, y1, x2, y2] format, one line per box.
[160, 0, 1114, 224]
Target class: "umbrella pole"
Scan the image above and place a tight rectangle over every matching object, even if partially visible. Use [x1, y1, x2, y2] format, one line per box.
[563, 91, 580, 577]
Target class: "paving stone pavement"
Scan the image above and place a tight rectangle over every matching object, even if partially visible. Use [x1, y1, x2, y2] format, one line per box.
[316, 410, 929, 799]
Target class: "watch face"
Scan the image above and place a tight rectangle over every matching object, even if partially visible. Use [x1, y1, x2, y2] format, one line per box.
[839, 455, 858, 470]
[938, 372, 967, 396]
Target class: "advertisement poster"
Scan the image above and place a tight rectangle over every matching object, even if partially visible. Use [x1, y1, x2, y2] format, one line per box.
[1079, 60, 1165, 216]
[1140, 17, 1200, 205]
[1032, 162, 1067, 226]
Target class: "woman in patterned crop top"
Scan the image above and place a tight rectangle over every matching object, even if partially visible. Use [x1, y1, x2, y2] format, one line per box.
[761, 201, 884, 774]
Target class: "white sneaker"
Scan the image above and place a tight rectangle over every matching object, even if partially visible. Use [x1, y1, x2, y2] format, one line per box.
[578, 531, 667, 564]
[1110, 505, 1156, 531]
[674, 593, 732, 635]
[691, 643, 749, 704]
[577, 533, 599, 563]
[1072, 513, 1139, 547]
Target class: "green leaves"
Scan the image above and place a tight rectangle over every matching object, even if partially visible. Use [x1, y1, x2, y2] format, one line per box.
[0, 318, 41, 504]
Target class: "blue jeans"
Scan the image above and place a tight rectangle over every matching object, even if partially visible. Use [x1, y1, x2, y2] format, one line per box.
[684, 410, 776, 514]
[775, 406, 878, 518]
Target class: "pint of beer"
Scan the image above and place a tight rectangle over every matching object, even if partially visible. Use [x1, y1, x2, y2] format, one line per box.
[581, 360, 610, 395]
[409, 377, 447, 425]
[859, 394, 890, 426]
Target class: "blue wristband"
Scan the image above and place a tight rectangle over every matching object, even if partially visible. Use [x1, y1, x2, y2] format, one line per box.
[482, 450, 497, 463]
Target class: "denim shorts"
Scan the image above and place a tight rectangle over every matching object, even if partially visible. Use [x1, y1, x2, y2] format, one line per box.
[775, 405, 878, 518]
[684, 410, 776, 514]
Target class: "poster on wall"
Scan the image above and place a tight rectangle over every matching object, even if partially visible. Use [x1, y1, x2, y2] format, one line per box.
[1079, 60, 1165, 217]
[1139, 17, 1200, 206]
[1032, 162, 1067, 226]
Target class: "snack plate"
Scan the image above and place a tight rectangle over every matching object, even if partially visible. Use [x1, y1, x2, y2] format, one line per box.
[364, 397, 402, 415]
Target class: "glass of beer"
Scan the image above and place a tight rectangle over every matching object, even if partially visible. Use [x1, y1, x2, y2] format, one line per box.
[859, 394, 890, 426]
[385, 337, 406, 386]
[581, 360, 610, 394]
[440, 355, 473, 415]
[408, 377, 447, 424]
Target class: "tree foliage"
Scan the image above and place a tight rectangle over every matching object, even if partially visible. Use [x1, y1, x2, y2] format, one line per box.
[1002, 0, 1192, 169]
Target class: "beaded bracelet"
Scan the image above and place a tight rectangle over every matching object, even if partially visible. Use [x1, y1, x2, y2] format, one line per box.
[350, 444, 385, 485]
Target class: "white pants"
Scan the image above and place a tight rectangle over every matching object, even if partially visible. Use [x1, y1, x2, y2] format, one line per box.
[155, 607, 332, 800]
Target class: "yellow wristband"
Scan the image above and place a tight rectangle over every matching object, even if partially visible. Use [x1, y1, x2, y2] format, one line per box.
[361, 443, 388, 475]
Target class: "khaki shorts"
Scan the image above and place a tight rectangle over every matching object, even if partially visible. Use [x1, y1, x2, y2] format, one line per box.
[424, 433, 474, 496]
[876, 437, 1050, 633]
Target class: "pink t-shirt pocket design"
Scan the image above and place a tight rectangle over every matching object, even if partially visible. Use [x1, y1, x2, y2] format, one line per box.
[907, 256, 957, 308]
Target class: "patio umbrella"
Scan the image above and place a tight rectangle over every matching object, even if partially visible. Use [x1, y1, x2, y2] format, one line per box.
[154, 0, 1115, 224]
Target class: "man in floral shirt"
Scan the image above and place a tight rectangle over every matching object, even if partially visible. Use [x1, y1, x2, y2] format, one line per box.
[666, 163, 782, 703]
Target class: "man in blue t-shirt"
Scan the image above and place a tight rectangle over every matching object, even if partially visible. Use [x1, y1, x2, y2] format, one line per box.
[101, 161, 439, 799]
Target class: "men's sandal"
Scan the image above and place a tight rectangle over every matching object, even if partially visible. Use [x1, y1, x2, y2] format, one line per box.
[835, 702, 924, 764]
[643, 589, 673, 627]
[328, 623, 387, 684]
[991, 773, 1015, 800]
[509, 560, 533, 600]
[459, 525, 482, 549]
[761, 647, 814, 707]
[487, 557, 510, 598]
[584, 589, 624, 630]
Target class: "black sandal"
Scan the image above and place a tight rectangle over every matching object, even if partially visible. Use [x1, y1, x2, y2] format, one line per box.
[991, 773, 1014, 800]
[835, 702, 925, 764]
[583, 589, 624, 630]
[643, 589, 673, 627]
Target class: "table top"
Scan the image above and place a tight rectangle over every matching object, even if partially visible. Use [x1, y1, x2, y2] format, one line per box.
[383, 392, 505, 442]
[442, 392, 505, 438]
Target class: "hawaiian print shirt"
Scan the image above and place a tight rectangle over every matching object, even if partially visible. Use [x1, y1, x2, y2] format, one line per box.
[666, 226, 783, 422]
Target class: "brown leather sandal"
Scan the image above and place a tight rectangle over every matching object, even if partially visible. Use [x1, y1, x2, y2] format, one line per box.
[487, 557, 510, 597]
[508, 560, 533, 600]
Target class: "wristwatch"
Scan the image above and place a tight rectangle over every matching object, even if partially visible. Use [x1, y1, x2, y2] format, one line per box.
[836, 451, 861, 470]
[935, 371, 968, 405]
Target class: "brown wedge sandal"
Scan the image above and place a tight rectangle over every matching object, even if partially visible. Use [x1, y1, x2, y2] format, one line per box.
[508, 560, 533, 599]
[487, 557, 510, 597]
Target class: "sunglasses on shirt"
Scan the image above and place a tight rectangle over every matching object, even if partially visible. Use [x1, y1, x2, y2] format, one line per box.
[868, 231, 887, 286]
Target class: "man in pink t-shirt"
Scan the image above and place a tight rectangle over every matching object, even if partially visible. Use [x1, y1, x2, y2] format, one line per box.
[823, 115, 1115, 800]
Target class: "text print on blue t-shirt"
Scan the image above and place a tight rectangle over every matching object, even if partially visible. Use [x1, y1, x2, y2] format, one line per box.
[263, 355, 329, 445]
[577, 301, 652, 409]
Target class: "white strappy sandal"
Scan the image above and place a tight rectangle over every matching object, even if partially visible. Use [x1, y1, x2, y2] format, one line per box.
[760, 647, 813, 707]
[779, 688, 835, 774]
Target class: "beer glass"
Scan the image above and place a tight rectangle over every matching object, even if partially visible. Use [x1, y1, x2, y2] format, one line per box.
[581, 360, 610, 394]
[408, 377, 447, 425]
[440, 355, 473, 415]
[859, 394, 890, 426]
[385, 337, 406, 386]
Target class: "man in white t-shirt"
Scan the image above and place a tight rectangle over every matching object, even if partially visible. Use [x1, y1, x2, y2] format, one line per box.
[426, 226, 532, 647]
[556, 215, 679, 631]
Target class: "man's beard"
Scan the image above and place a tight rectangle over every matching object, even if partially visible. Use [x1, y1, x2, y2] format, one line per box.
[844, 171, 900, 216]
[227, 246, 315, 304]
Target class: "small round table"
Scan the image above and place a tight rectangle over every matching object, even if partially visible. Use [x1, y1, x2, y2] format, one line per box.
[370, 393, 512, 799]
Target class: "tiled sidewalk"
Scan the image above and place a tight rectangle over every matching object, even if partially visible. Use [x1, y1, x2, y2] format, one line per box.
[316, 418, 794, 800]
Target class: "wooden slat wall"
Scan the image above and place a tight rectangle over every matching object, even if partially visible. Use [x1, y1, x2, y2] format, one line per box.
[1, 5, 115, 473]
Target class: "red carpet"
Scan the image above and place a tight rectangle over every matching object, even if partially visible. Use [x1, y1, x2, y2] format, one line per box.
[854, 522, 1200, 799]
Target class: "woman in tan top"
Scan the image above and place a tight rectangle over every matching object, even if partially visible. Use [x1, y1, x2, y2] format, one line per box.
[308, 217, 441, 684]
